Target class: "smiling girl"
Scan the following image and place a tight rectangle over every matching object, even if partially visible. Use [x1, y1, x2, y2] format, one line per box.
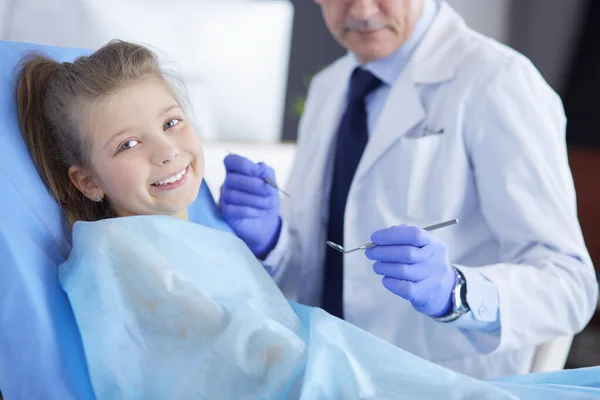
[17, 40, 204, 225]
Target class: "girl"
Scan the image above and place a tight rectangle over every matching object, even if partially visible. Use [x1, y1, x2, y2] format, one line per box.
[17, 40, 205, 225]
[16, 40, 600, 399]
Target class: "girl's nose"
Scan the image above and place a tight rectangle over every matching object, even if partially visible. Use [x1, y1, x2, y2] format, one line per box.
[151, 138, 180, 166]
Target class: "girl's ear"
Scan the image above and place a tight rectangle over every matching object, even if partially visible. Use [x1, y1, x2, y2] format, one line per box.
[68, 165, 104, 201]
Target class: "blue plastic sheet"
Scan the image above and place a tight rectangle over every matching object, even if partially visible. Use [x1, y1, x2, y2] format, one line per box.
[60, 216, 600, 399]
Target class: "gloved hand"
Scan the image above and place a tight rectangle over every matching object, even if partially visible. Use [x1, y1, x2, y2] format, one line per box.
[365, 225, 457, 318]
[219, 154, 282, 258]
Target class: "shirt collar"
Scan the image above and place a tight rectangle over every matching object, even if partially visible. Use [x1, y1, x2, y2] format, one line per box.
[349, 0, 439, 86]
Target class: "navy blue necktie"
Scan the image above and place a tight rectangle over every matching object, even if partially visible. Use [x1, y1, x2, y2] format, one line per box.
[321, 68, 382, 319]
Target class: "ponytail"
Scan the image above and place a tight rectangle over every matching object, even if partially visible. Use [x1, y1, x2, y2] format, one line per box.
[17, 57, 65, 204]
[16, 55, 114, 226]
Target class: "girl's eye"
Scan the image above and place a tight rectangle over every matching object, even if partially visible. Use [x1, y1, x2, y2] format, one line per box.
[164, 118, 180, 130]
[119, 139, 140, 152]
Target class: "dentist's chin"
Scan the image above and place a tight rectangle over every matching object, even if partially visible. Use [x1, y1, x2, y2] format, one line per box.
[344, 26, 393, 43]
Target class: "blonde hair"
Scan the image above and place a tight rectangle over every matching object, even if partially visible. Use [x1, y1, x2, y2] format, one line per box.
[16, 40, 183, 226]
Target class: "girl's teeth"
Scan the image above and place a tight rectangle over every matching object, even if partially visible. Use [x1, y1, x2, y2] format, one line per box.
[155, 167, 187, 186]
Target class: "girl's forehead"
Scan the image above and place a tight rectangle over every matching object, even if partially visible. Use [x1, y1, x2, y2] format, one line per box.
[93, 81, 179, 128]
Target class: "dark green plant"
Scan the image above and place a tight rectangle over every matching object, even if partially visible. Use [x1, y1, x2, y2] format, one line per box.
[289, 66, 324, 118]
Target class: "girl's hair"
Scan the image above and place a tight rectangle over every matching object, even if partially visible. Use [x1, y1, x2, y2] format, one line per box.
[16, 40, 182, 226]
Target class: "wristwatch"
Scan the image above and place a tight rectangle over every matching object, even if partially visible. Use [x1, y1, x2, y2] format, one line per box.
[434, 267, 470, 323]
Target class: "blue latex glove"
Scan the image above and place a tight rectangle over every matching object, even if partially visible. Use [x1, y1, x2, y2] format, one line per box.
[365, 225, 457, 318]
[219, 154, 282, 258]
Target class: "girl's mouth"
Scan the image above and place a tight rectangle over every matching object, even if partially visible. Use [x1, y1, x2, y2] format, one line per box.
[151, 164, 190, 189]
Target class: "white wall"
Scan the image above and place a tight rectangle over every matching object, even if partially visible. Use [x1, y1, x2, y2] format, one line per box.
[0, 0, 294, 143]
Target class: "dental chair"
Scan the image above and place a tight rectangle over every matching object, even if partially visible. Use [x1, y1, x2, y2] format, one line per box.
[0, 40, 232, 399]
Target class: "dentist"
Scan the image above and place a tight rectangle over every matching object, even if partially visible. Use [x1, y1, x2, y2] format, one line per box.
[219, 0, 598, 379]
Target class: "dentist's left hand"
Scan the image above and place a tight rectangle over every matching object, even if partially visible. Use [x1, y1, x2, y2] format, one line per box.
[365, 225, 457, 318]
[219, 154, 282, 259]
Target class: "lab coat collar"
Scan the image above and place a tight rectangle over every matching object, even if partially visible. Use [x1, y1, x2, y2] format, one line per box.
[410, 1, 467, 84]
[353, 69, 425, 184]
[312, 2, 468, 185]
[352, 2, 467, 183]
[314, 1, 464, 89]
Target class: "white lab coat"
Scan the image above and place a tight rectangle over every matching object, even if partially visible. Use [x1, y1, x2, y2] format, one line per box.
[266, 3, 598, 379]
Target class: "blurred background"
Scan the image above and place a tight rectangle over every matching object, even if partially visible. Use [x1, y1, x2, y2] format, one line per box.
[0, 0, 598, 369]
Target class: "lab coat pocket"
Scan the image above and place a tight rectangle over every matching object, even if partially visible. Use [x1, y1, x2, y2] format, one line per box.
[394, 133, 449, 222]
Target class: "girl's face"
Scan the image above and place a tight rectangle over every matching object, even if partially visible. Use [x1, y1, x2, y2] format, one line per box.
[69, 78, 205, 220]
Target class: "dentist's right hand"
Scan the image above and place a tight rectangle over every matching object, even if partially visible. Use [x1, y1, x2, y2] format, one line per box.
[219, 154, 282, 259]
